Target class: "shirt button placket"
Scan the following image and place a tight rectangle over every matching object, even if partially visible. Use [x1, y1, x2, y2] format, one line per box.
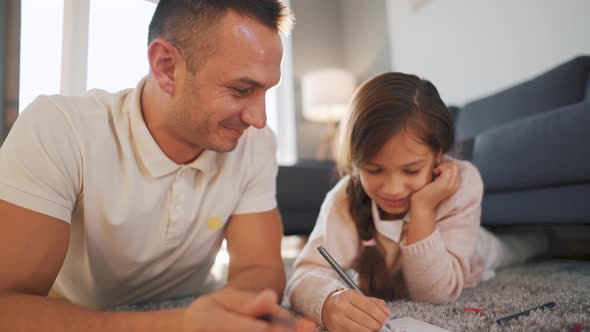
[168, 168, 188, 242]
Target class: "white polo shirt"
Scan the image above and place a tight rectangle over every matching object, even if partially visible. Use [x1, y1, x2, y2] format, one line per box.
[0, 77, 278, 309]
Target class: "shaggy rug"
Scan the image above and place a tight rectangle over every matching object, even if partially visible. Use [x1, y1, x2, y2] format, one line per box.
[383, 259, 590, 331]
[111, 259, 590, 332]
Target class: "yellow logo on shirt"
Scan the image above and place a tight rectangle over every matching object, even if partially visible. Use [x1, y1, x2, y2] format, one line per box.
[207, 216, 223, 230]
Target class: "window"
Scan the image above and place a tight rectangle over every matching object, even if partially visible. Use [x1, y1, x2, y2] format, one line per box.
[19, 0, 64, 113]
[87, 0, 155, 92]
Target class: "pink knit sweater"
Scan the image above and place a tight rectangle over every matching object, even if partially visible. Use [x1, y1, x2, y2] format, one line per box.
[286, 159, 485, 324]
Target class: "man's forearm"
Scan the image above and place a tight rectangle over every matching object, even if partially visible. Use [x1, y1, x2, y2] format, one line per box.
[226, 266, 286, 299]
[0, 292, 182, 332]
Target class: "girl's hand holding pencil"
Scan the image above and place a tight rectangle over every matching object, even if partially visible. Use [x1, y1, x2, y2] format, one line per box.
[322, 289, 392, 332]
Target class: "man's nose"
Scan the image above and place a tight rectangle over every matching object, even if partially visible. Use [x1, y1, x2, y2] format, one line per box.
[241, 96, 267, 129]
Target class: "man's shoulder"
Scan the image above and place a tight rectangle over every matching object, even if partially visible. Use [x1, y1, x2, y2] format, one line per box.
[14, 89, 137, 158]
[31, 88, 136, 132]
[47, 88, 133, 117]
[21, 89, 127, 124]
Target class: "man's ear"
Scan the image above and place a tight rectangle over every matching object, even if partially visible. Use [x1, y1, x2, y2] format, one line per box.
[147, 38, 180, 96]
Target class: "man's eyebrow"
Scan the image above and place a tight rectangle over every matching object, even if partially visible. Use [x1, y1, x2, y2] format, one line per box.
[232, 77, 265, 89]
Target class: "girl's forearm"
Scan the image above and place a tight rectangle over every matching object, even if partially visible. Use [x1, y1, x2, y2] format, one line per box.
[406, 206, 436, 244]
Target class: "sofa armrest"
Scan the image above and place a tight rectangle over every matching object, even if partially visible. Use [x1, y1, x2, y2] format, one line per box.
[472, 101, 590, 192]
[277, 161, 338, 236]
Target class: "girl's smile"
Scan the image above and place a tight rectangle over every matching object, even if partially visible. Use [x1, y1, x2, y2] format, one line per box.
[379, 197, 409, 209]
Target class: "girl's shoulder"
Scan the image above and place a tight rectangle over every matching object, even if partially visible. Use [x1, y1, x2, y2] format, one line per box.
[325, 175, 352, 210]
[453, 158, 484, 194]
[436, 156, 484, 217]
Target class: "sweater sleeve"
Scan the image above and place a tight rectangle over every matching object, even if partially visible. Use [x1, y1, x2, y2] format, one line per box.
[285, 178, 359, 325]
[399, 160, 483, 304]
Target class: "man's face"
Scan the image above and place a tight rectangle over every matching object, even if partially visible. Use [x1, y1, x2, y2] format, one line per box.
[171, 12, 283, 153]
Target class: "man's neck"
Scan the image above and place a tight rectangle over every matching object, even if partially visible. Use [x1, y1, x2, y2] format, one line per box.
[140, 78, 204, 165]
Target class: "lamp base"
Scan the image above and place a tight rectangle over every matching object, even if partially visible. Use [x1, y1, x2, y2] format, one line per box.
[315, 122, 339, 160]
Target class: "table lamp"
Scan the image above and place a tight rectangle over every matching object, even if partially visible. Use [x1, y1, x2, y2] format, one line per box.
[301, 68, 356, 160]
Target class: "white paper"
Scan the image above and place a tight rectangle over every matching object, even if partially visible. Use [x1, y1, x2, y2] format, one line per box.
[380, 317, 450, 332]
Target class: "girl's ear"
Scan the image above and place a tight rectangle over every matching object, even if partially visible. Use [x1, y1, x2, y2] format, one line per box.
[435, 149, 443, 166]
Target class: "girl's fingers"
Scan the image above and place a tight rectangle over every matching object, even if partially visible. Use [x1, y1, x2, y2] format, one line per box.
[349, 298, 389, 330]
[341, 314, 374, 332]
[370, 297, 392, 317]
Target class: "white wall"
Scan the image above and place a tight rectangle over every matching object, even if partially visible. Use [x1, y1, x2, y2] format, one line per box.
[292, 0, 345, 160]
[341, 0, 391, 83]
[386, 0, 590, 106]
[292, 0, 392, 160]
[292, 0, 345, 79]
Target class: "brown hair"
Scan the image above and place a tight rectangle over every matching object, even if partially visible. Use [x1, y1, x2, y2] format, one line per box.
[148, 0, 294, 73]
[335, 72, 454, 299]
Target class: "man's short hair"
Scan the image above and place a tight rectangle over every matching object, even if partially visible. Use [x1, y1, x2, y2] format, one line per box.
[148, 0, 294, 73]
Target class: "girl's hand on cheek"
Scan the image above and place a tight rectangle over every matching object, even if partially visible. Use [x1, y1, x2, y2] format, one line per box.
[411, 161, 460, 211]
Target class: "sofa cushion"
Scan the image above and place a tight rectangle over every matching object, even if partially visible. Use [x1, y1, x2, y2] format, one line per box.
[456, 56, 590, 141]
[472, 101, 590, 192]
[481, 183, 590, 225]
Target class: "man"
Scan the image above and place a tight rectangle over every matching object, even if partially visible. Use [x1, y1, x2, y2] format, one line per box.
[0, 1, 304, 331]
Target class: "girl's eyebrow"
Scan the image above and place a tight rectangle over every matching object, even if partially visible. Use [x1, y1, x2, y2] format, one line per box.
[366, 159, 427, 168]
[401, 159, 427, 167]
[365, 161, 383, 168]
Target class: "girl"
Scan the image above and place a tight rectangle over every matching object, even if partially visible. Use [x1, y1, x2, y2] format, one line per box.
[285, 72, 547, 331]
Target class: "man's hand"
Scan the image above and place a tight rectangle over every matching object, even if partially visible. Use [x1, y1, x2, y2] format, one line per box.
[180, 288, 317, 332]
[321, 289, 391, 332]
[180, 288, 283, 332]
[411, 160, 461, 212]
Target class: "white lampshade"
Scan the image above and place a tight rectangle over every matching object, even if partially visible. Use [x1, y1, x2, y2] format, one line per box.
[301, 68, 356, 123]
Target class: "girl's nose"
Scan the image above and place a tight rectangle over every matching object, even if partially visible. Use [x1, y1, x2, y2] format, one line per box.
[381, 175, 405, 197]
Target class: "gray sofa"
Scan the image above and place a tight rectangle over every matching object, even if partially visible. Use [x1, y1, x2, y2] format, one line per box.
[278, 56, 590, 235]
[452, 55, 590, 226]
[277, 160, 337, 236]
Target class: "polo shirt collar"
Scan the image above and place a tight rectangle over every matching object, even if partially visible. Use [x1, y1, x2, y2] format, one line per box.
[186, 149, 217, 174]
[129, 77, 218, 177]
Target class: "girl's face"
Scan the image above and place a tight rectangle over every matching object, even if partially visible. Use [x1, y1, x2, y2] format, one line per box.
[358, 128, 441, 220]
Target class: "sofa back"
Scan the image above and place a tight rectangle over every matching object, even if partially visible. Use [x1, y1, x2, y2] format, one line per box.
[455, 56, 590, 141]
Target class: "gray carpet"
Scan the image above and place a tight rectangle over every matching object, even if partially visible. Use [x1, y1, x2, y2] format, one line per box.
[384, 259, 590, 332]
[111, 259, 590, 331]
